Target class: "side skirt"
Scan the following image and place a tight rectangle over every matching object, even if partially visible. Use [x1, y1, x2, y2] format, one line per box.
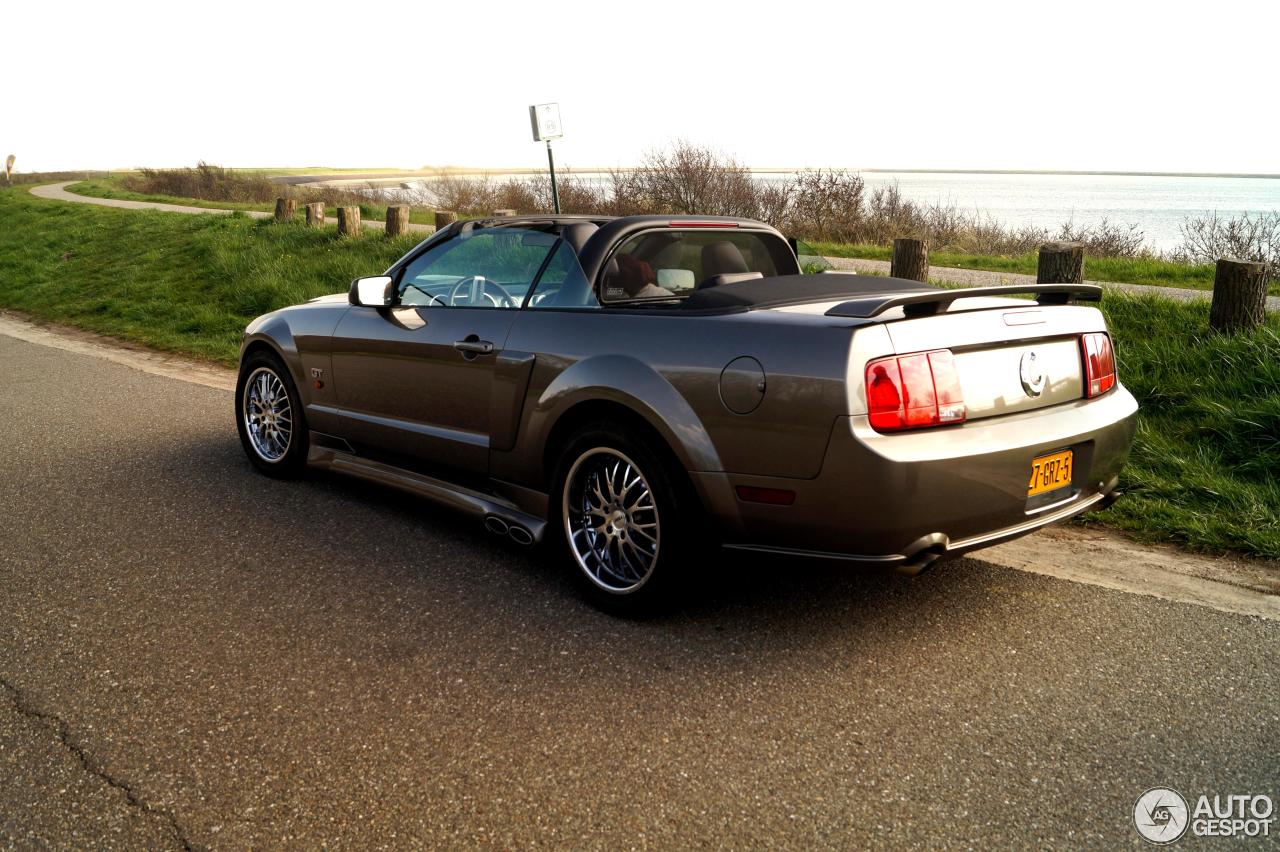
[306, 438, 547, 545]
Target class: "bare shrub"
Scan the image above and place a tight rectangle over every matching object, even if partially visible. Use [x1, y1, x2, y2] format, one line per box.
[782, 171, 863, 242]
[124, 162, 391, 210]
[1056, 218, 1148, 258]
[1174, 211, 1280, 270]
[125, 162, 278, 202]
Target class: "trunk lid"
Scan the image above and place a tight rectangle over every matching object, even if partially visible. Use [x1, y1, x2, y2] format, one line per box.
[881, 301, 1100, 420]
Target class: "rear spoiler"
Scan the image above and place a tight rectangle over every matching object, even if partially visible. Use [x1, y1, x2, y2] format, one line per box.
[825, 284, 1102, 319]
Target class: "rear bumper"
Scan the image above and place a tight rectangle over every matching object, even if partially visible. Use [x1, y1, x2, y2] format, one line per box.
[691, 385, 1139, 566]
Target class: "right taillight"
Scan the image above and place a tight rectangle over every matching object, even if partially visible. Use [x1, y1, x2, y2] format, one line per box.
[1080, 332, 1116, 398]
[865, 349, 966, 432]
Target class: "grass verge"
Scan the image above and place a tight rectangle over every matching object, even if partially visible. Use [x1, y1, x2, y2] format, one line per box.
[1087, 295, 1279, 558]
[812, 241, 1280, 296]
[2, 186, 1277, 559]
[1, 186, 420, 364]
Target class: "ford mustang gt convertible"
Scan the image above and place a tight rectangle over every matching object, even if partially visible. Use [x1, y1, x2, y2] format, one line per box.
[236, 214, 1137, 608]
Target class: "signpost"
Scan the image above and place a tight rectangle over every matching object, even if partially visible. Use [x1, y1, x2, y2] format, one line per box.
[529, 103, 563, 214]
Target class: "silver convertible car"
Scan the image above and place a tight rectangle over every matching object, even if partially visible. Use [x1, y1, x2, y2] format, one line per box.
[236, 215, 1138, 607]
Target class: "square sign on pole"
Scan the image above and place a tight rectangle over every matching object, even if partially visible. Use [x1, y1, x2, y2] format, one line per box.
[529, 103, 564, 213]
[529, 103, 563, 142]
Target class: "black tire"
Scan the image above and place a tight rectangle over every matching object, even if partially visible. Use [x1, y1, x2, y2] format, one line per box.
[235, 350, 309, 477]
[550, 422, 701, 613]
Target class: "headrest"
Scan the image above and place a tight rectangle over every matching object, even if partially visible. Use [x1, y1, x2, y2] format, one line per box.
[701, 241, 750, 277]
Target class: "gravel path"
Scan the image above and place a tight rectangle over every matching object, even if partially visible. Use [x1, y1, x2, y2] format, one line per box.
[29, 182, 1278, 310]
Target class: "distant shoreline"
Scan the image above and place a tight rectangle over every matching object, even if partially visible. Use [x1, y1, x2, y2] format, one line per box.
[433, 167, 1280, 180]
[844, 168, 1280, 180]
[278, 167, 1280, 188]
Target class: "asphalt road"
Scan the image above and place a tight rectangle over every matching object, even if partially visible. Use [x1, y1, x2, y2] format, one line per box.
[1, 333, 1276, 849]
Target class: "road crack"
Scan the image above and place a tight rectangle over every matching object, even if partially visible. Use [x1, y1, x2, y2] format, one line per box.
[0, 675, 194, 851]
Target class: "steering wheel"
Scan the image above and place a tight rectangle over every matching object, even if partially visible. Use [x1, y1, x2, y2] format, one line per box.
[449, 276, 516, 308]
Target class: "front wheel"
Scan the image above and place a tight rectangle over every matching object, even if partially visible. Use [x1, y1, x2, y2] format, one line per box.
[554, 425, 698, 610]
[235, 351, 309, 476]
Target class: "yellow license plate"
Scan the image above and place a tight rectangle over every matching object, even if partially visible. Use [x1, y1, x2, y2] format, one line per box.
[1028, 450, 1073, 497]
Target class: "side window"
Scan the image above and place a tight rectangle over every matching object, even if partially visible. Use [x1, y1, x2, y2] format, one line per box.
[600, 230, 786, 304]
[527, 241, 599, 309]
[793, 238, 834, 274]
[397, 228, 558, 309]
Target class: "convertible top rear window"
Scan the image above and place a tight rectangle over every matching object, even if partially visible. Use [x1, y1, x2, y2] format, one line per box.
[600, 230, 790, 304]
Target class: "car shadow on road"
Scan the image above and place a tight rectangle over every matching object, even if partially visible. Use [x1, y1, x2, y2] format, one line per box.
[136, 432, 1020, 674]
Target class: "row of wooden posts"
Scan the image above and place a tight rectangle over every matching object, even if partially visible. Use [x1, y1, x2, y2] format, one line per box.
[888, 236, 1271, 333]
[272, 197, 477, 237]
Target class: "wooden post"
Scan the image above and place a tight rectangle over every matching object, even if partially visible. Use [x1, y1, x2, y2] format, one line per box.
[434, 210, 457, 231]
[385, 205, 410, 237]
[1036, 241, 1084, 284]
[491, 208, 516, 217]
[305, 202, 325, 228]
[1209, 258, 1270, 332]
[890, 237, 929, 282]
[337, 206, 361, 237]
[274, 197, 297, 222]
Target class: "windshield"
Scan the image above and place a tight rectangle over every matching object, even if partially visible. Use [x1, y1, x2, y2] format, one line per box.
[397, 227, 559, 307]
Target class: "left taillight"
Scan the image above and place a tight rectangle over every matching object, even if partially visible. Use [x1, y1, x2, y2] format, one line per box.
[865, 349, 966, 433]
[1080, 332, 1116, 398]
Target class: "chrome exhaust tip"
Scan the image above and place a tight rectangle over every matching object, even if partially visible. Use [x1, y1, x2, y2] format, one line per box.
[507, 525, 534, 546]
[484, 516, 510, 536]
[894, 534, 949, 577]
[895, 548, 943, 577]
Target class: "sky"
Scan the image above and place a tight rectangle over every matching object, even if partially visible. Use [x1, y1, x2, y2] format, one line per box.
[5, 0, 1278, 175]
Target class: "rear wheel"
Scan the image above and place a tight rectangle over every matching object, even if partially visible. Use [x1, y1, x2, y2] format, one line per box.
[235, 351, 309, 476]
[553, 424, 697, 611]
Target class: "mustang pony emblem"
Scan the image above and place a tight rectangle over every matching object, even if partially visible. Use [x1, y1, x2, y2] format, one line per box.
[1020, 350, 1046, 397]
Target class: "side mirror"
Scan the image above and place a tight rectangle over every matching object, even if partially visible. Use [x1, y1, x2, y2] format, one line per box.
[349, 275, 394, 307]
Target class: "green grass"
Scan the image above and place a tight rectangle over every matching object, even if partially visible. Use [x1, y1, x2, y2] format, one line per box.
[0, 186, 420, 364]
[67, 177, 440, 226]
[2, 185, 1277, 559]
[811, 241, 1280, 296]
[1086, 294, 1280, 558]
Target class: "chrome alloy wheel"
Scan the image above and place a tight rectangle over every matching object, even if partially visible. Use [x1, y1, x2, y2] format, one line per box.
[242, 366, 293, 462]
[562, 448, 661, 594]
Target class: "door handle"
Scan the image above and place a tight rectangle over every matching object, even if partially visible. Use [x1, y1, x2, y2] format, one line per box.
[453, 338, 495, 356]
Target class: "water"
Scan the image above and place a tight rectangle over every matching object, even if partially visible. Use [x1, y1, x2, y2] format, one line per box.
[399, 171, 1280, 253]
[854, 172, 1280, 253]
